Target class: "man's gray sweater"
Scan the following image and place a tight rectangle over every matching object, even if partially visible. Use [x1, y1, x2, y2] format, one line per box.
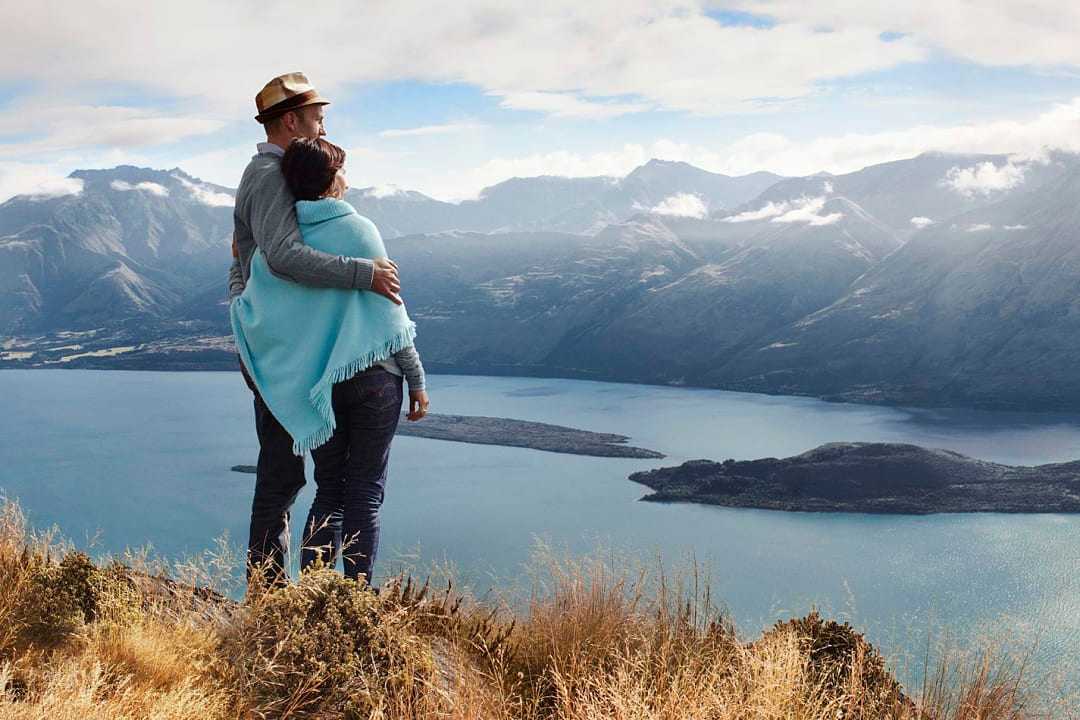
[228, 145, 374, 299]
[228, 144, 425, 391]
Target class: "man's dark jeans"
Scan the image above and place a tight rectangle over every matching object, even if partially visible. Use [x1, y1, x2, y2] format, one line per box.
[300, 368, 403, 584]
[241, 362, 306, 586]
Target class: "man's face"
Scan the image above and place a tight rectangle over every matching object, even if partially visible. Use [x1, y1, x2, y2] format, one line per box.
[293, 105, 326, 140]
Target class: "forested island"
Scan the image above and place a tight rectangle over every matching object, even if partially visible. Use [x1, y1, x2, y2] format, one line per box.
[629, 442, 1080, 514]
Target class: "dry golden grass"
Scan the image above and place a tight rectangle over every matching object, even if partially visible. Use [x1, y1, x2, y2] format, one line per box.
[0, 497, 1072, 720]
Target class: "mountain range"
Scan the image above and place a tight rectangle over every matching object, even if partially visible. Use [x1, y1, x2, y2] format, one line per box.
[2, 151, 1078, 411]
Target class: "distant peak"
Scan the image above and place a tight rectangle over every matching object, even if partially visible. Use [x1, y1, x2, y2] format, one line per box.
[631, 158, 697, 174]
[69, 165, 187, 185]
[168, 167, 196, 181]
[643, 158, 686, 167]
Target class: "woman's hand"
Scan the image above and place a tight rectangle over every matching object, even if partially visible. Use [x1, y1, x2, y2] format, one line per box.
[407, 389, 429, 421]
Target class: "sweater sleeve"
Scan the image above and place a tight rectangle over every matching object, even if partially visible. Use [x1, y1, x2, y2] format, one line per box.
[249, 171, 375, 290]
[227, 255, 245, 301]
[392, 345, 426, 391]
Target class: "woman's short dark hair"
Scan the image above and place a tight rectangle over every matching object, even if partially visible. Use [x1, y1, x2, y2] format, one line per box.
[281, 138, 346, 201]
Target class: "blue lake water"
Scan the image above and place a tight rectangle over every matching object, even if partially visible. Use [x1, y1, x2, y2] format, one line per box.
[2, 369, 1079, 691]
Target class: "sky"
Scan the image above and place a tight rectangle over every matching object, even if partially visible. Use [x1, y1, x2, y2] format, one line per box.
[4, 1, 1080, 202]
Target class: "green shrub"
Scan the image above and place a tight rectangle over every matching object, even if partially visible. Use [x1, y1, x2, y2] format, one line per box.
[215, 567, 436, 719]
[759, 611, 913, 718]
[16, 552, 140, 647]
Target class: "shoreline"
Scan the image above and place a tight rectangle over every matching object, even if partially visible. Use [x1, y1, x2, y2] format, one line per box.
[2, 362, 1078, 416]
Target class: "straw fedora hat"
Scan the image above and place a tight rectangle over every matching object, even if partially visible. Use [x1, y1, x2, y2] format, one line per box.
[254, 72, 330, 124]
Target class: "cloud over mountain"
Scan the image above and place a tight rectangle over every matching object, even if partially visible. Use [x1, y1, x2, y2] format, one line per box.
[942, 160, 1027, 197]
[172, 174, 234, 207]
[7, 152, 1080, 411]
[725, 196, 842, 226]
[111, 180, 169, 196]
[650, 193, 708, 218]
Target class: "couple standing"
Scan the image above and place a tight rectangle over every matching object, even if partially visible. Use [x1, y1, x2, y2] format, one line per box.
[227, 72, 429, 589]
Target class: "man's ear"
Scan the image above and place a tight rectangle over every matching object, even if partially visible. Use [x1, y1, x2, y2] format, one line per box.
[281, 110, 298, 135]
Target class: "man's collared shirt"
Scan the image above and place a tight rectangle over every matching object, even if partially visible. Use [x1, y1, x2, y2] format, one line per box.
[256, 142, 285, 157]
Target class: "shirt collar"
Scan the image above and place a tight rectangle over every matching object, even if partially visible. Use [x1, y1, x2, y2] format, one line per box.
[256, 142, 286, 157]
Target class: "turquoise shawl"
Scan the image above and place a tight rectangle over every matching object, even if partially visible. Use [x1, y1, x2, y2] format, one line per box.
[230, 198, 416, 455]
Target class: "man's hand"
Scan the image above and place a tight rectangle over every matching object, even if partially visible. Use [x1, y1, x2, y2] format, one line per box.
[406, 389, 429, 421]
[372, 257, 402, 305]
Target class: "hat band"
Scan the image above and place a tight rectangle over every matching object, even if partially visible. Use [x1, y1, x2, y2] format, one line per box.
[257, 89, 322, 121]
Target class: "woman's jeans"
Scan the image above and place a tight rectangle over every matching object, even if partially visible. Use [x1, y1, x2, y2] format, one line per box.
[300, 368, 403, 583]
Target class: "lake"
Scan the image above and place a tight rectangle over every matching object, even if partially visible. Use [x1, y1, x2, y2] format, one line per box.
[2, 369, 1079, 691]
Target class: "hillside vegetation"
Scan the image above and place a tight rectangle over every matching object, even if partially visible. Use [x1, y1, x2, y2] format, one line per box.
[0, 497, 1068, 719]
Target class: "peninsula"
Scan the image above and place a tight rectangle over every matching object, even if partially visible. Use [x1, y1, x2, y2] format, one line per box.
[629, 442, 1080, 514]
[395, 413, 664, 458]
[231, 413, 663, 468]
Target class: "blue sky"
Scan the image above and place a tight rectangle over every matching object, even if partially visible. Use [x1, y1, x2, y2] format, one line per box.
[3, 2, 1080, 201]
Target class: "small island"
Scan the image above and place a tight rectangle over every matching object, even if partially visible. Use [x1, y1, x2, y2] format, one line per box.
[629, 442, 1080, 514]
[231, 414, 663, 470]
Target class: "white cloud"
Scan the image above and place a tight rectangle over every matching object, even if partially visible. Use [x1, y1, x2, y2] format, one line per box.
[822, 180, 834, 194]
[189, 187, 234, 207]
[363, 185, 405, 199]
[460, 144, 650, 198]
[650, 193, 708, 218]
[0, 162, 84, 203]
[161, 94, 1080, 203]
[910, 216, 935, 228]
[5, 5, 1080, 203]
[648, 98, 1080, 180]
[723, 201, 790, 223]
[0, 98, 225, 161]
[25, 177, 84, 200]
[5, 3, 1080, 206]
[170, 144, 257, 189]
[730, 1, 1080, 68]
[942, 160, 1026, 197]
[171, 174, 234, 207]
[966, 223, 993, 232]
[771, 196, 843, 226]
[0, 2, 926, 117]
[110, 180, 169, 196]
[1004, 224, 1028, 230]
[498, 92, 651, 119]
[412, 96, 1080, 201]
[378, 123, 485, 138]
[723, 195, 842, 226]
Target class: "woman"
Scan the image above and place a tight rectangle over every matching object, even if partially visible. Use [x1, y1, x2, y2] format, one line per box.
[231, 137, 429, 585]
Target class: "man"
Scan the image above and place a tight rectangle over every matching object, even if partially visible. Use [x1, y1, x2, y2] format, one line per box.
[228, 71, 402, 585]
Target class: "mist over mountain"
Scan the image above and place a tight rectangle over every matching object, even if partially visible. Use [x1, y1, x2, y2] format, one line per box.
[715, 156, 1080, 409]
[348, 159, 783, 236]
[3, 152, 1079, 410]
[0, 166, 234, 333]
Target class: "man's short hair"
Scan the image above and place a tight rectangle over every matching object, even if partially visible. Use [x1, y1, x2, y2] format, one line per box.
[262, 106, 320, 136]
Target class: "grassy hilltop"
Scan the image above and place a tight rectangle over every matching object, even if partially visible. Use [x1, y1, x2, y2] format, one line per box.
[0, 497, 1067, 719]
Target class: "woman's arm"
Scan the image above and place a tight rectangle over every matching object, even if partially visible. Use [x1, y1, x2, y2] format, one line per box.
[393, 345, 429, 420]
[393, 345, 425, 392]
